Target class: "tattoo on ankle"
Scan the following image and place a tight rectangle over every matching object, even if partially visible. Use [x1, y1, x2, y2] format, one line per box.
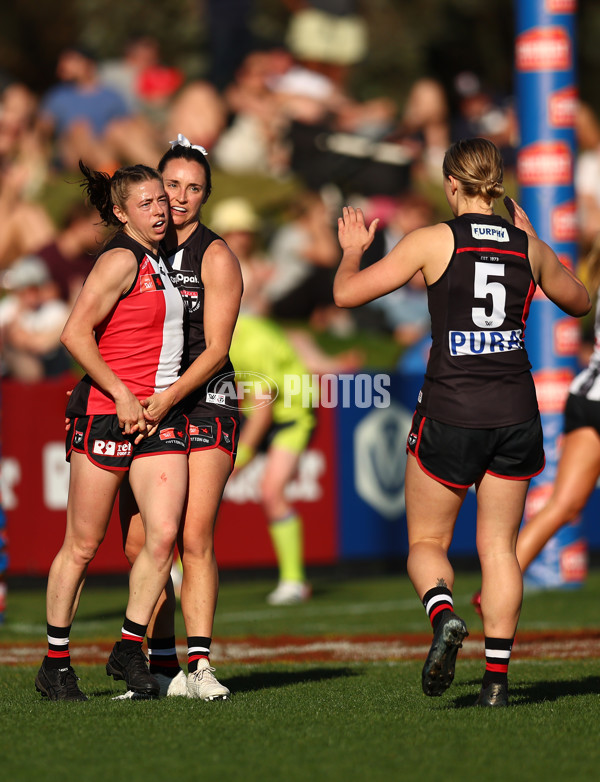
[436, 578, 448, 588]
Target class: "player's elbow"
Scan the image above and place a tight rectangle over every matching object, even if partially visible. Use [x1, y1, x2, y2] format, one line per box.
[60, 324, 74, 351]
[566, 286, 592, 318]
[204, 340, 230, 371]
[574, 292, 592, 317]
[333, 283, 355, 309]
[333, 291, 347, 308]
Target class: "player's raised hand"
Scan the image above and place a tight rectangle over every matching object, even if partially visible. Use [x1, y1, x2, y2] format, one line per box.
[338, 206, 379, 255]
[504, 196, 538, 239]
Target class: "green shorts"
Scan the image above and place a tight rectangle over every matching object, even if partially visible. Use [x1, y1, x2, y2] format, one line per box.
[268, 416, 315, 454]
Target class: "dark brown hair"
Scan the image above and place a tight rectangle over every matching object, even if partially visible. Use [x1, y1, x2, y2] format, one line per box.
[157, 144, 212, 204]
[78, 161, 163, 227]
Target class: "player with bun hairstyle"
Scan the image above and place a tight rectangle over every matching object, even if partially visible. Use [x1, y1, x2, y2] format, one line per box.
[35, 162, 190, 701]
[334, 137, 590, 707]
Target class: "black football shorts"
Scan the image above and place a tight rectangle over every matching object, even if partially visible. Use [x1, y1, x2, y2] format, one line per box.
[406, 410, 545, 488]
[188, 415, 239, 456]
[563, 392, 600, 436]
[66, 409, 189, 471]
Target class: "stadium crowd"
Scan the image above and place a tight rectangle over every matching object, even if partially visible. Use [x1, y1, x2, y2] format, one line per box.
[1, 2, 597, 710]
[5, 2, 594, 380]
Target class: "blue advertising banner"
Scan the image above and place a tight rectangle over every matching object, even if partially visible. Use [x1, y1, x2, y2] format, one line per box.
[336, 372, 410, 560]
[512, 0, 584, 585]
[336, 356, 477, 562]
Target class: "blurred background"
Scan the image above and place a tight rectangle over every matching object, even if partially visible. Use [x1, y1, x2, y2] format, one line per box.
[1, 1, 600, 585]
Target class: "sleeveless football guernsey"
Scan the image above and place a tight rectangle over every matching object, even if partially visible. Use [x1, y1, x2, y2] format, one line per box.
[165, 223, 238, 417]
[417, 213, 538, 428]
[67, 232, 184, 416]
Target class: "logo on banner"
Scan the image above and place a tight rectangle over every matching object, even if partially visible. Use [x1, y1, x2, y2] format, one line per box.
[546, 0, 576, 14]
[353, 403, 412, 518]
[533, 368, 574, 413]
[549, 86, 577, 128]
[553, 318, 580, 356]
[524, 482, 554, 522]
[560, 540, 588, 582]
[551, 201, 577, 242]
[516, 27, 571, 71]
[224, 451, 325, 504]
[518, 141, 572, 185]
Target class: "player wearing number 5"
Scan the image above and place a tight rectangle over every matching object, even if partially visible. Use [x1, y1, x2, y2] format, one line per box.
[334, 138, 590, 707]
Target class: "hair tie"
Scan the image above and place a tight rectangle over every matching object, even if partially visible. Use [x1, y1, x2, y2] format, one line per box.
[169, 133, 208, 156]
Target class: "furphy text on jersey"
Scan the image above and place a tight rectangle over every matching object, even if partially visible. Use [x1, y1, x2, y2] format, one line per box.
[449, 328, 524, 356]
[471, 223, 509, 242]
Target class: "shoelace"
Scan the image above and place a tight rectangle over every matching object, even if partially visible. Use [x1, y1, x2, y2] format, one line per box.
[58, 667, 82, 693]
[122, 646, 151, 673]
[191, 665, 217, 681]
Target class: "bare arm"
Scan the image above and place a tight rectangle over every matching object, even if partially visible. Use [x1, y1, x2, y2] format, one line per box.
[505, 197, 591, 317]
[142, 240, 243, 422]
[334, 206, 450, 308]
[60, 247, 149, 434]
[533, 240, 591, 316]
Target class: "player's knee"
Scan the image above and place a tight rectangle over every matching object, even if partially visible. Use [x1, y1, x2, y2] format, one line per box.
[550, 492, 587, 520]
[146, 522, 179, 563]
[181, 543, 212, 564]
[261, 484, 286, 517]
[71, 536, 103, 566]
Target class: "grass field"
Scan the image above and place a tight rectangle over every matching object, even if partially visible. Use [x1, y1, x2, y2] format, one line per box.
[2, 568, 600, 782]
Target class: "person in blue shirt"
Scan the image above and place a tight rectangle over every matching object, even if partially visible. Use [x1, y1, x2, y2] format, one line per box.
[39, 46, 161, 173]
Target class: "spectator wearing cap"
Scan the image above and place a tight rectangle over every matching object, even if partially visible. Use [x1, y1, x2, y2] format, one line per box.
[210, 197, 273, 316]
[0, 255, 71, 381]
